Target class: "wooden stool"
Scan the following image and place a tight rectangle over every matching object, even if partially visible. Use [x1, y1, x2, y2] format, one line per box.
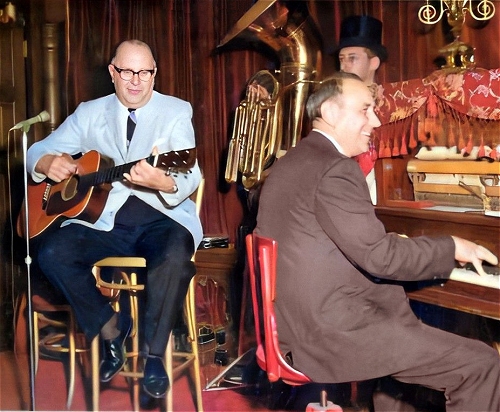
[92, 257, 203, 411]
[93, 257, 146, 411]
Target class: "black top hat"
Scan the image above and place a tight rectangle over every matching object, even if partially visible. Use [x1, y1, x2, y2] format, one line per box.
[335, 15, 387, 62]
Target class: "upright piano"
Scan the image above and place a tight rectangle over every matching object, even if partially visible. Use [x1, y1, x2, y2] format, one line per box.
[372, 151, 500, 360]
[372, 69, 500, 325]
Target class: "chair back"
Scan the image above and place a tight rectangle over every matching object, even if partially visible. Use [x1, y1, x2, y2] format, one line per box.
[245, 233, 311, 385]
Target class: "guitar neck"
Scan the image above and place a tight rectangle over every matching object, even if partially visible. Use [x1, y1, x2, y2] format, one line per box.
[93, 156, 153, 186]
[88, 148, 196, 187]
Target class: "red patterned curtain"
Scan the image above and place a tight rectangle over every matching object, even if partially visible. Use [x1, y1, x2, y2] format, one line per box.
[376, 68, 500, 160]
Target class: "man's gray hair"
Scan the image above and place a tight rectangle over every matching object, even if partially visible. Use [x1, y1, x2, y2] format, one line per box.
[306, 72, 361, 120]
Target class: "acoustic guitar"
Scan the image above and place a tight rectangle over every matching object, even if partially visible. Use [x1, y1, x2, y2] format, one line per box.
[17, 148, 196, 239]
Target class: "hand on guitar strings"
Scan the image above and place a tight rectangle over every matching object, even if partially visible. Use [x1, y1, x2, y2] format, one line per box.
[122, 146, 178, 193]
[35, 153, 79, 182]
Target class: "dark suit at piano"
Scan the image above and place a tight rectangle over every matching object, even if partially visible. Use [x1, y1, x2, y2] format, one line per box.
[255, 131, 500, 411]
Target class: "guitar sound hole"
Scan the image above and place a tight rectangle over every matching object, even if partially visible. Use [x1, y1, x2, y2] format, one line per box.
[61, 175, 79, 201]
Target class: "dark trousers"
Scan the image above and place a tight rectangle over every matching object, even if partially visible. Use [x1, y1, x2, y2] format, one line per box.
[388, 324, 500, 411]
[36, 213, 195, 357]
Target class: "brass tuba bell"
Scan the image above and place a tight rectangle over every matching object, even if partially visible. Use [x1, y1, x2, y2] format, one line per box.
[220, 0, 322, 190]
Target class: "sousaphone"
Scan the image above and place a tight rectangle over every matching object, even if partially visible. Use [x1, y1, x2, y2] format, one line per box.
[219, 0, 322, 189]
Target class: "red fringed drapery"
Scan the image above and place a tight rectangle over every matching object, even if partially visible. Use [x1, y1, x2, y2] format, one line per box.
[374, 68, 500, 161]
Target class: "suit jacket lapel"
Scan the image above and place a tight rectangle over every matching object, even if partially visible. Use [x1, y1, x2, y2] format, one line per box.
[104, 96, 128, 161]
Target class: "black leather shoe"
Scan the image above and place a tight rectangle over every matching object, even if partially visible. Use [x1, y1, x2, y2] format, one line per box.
[142, 355, 169, 398]
[99, 314, 132, 382]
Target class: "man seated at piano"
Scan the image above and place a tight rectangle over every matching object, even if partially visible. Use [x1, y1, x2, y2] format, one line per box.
[255, 72, 500, 411]
[25, 39, 203, 403]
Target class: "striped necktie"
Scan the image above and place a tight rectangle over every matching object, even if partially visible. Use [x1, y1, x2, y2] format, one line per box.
[127, 109, 136, 148]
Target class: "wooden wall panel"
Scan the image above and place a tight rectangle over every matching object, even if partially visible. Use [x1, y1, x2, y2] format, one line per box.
[0, 24, 26, 350]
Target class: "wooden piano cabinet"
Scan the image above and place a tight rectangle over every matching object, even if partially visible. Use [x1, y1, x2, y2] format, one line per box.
[375, 206, 500, 258]
[405, 280, 500, 321]
[375, 157, 415, 205]
[375, 207, 500, 322]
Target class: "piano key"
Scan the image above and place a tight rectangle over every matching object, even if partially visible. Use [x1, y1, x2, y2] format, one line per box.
[450, 267, 500, 289]
[462, 262, 500, 276]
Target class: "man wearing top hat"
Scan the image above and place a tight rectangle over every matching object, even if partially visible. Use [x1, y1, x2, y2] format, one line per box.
[336, 15, 387, 87]
[335, 15, 387, 205]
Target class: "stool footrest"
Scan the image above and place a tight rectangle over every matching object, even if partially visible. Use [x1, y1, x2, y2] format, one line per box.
[119, 371, 144, 379]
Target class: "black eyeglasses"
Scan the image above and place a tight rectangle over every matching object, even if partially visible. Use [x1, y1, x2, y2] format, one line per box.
[112, 65, 155, 82]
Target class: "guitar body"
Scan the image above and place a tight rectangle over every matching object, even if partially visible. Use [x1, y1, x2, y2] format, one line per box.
[17, 151, 113, 239]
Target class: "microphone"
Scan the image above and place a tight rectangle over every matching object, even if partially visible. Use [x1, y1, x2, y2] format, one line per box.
[10, 110, 50, 131]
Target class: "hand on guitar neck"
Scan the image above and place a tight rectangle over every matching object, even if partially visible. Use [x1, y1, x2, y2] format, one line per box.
[18, 148, 196, 239]
[122, 147, 178, 193]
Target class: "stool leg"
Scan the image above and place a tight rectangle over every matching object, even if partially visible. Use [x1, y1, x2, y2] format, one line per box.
[66, 311, 77, 409]
[164, 278, 204, 411]
[165, 332, 174, 411]
[130, 271, 140, 412]
[33, 311, 39, 374]
[185, 279, 203, 412]
[91, 336, 99, 412]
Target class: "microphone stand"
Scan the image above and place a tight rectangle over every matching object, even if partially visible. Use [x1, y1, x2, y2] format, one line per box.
[21, 123, 36, 411]
[9, 111, 49, 410]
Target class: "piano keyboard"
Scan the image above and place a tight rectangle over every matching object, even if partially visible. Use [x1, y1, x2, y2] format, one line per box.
[450, 267, 500, 289]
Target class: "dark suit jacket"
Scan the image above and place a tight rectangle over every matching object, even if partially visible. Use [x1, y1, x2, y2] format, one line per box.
[255, 131, 456, 383]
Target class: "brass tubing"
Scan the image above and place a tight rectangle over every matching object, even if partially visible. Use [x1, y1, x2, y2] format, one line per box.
[225, 106, 242, 182]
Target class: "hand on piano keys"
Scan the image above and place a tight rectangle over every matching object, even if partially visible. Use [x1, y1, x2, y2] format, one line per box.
[450, 264, 500, 289]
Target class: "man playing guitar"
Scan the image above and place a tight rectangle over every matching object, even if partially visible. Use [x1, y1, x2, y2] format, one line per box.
[25, 39, 202, 403]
